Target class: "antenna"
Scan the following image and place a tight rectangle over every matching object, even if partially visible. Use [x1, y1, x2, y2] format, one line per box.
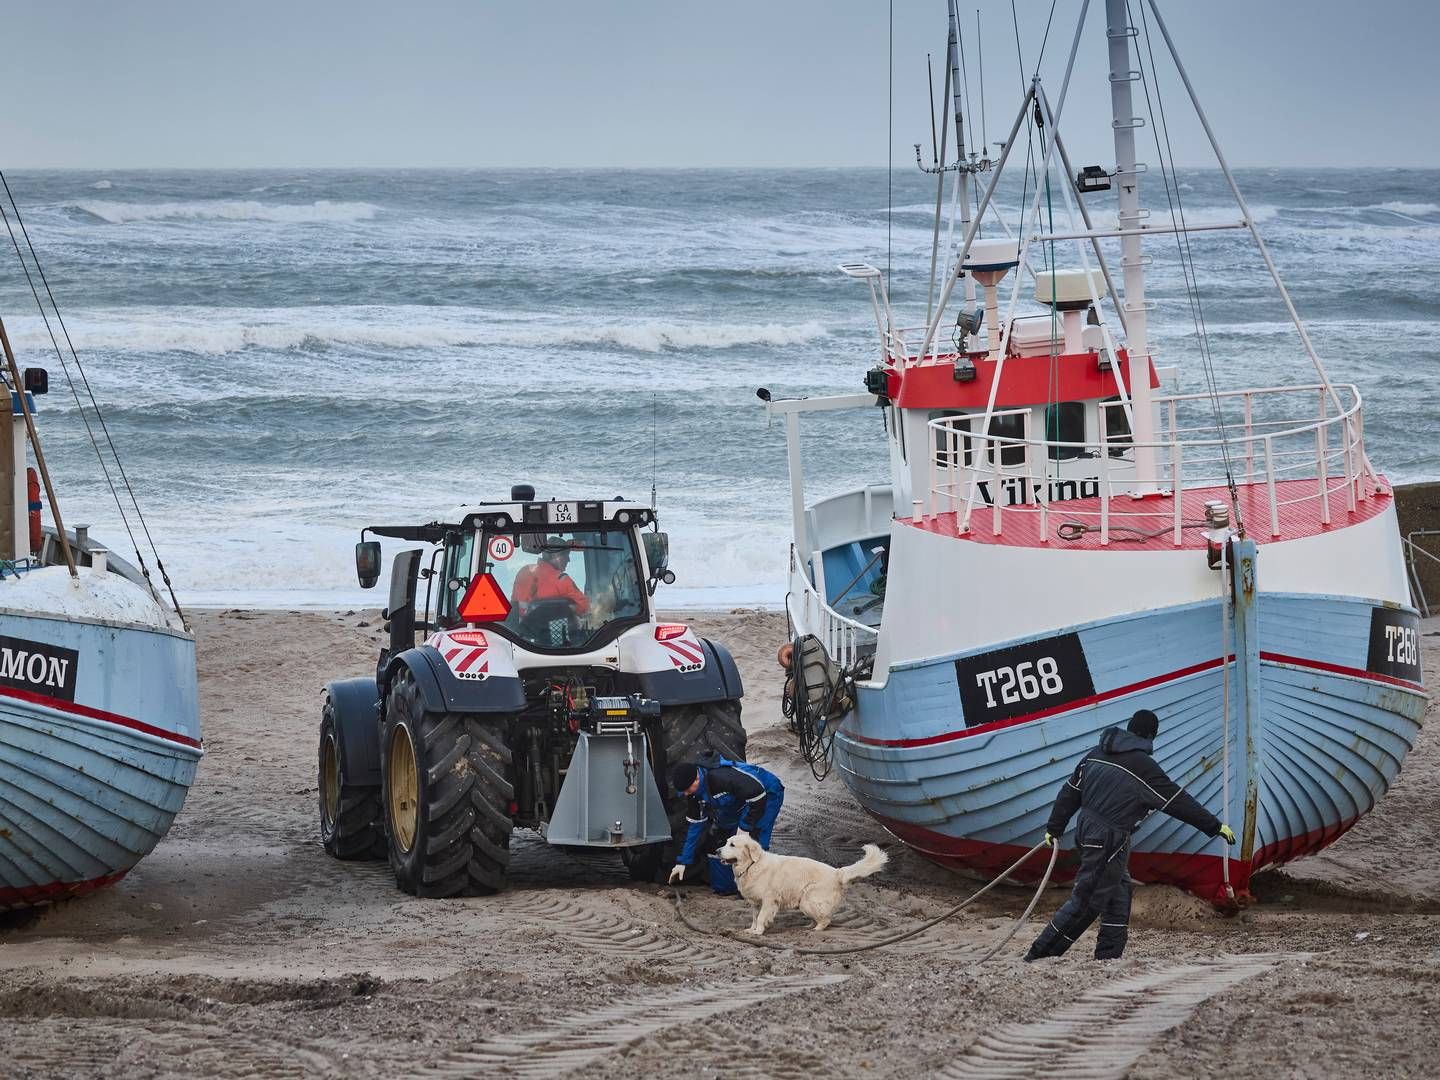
[650, 393, 658, 514]
[927, 53, 939, 165]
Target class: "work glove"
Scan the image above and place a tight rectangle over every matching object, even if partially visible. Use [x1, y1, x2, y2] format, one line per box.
[1043, 832, 1057, 847]
[668, 864, 686, 884]
[1218, 824, 1236, 845]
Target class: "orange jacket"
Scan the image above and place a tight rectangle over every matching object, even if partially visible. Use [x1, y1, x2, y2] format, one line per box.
[513, 559, 590, 615]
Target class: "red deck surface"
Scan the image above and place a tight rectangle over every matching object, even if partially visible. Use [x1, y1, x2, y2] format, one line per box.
[909, 475, 1391, 550]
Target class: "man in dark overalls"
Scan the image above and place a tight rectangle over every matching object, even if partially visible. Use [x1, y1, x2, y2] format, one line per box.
[1026, 708, 1236, 961]
[667, 753, 785, 894]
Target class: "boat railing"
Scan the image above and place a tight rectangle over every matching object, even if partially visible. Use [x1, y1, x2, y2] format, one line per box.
[923, 383, 1376, 543]
[786, 544, 878, 669]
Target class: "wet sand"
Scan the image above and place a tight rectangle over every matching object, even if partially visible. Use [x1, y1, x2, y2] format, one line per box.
[1, 608, 1437, 1078]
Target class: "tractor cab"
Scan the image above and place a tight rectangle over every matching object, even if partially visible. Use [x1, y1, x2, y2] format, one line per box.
[354, 486, 677, 668]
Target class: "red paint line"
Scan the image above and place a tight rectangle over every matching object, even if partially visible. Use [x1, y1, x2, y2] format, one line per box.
[0, 868, 130, 908]
[1259, 652, 1425, 692]
[845, 656, 1227, 748]
[0, 685, 202, 750]
[844, 648, 1424, 750]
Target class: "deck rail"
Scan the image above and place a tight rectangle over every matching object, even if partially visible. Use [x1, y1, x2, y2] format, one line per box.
[924, 383, 1377, 543]
[786, 544, 878, 669]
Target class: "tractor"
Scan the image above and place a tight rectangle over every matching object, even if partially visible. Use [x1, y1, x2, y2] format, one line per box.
[317, 485, 746, 896]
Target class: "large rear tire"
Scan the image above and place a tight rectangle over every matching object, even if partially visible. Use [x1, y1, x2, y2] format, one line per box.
[319, 697, 386, 861]
[637, 699, 746, 880]
[381, 668, 515, 897]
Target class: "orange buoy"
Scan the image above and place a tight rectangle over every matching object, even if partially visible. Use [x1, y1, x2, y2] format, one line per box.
[776, 641, 794, 669]
[26, 467, 41, 555]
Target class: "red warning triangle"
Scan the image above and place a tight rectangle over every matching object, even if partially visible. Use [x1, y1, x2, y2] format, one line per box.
[458, 572, 512, 622]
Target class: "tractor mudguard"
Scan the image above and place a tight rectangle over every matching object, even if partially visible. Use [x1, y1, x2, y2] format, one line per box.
[384, 645, 527, 716]
[326, 676, 382, 787]
[634, 638, 744, 705]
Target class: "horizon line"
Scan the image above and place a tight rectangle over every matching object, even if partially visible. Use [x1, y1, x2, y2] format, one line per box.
[6, 163, 1440, 173]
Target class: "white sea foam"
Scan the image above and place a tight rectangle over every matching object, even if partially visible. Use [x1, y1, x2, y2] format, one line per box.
[1374, 201, 1440, 217]
[6, 307, 829, 356]
[89, 179, 113, 190]
[72, 199, 379, 224]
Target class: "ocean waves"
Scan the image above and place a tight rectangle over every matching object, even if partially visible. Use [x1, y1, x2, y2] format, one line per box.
[70, 198, 380, 224]
[0, 166, 1435, 607]
[4, 306, 832, 356]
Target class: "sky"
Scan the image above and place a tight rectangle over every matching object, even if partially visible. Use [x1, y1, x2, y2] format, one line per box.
[3, 0, 1438, 169]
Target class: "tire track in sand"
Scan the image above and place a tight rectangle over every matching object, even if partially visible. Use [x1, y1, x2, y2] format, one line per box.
[415, 973, 848, 1078]
[938, 953, 1301, 1080]
[501, 891, 731, 964]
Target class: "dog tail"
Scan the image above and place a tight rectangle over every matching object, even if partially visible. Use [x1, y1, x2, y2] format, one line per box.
[838, 843, 889, 884]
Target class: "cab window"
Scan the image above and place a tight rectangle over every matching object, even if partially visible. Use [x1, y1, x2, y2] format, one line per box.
[1045, 402, 1086, 461]
[477, 527, 645, 650]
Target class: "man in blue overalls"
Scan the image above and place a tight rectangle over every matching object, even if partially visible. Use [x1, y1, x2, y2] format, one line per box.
[667, 753, 785, 894]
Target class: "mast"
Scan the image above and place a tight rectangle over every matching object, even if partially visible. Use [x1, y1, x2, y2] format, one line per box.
[946, 0, 975, 305]
[1105, 0, 1158, 487]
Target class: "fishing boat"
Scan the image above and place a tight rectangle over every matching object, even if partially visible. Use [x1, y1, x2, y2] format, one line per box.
[768, 0, 1426, 903]
[0, 187, 200, 911]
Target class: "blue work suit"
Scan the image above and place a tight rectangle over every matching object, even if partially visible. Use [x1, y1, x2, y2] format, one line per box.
[677, 759, 785, 894]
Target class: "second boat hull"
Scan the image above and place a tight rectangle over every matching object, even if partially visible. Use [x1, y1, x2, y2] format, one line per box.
[832, 590, 1425, 902]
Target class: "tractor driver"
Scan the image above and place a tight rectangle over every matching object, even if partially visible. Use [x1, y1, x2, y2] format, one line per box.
[513, 540, 590, 618]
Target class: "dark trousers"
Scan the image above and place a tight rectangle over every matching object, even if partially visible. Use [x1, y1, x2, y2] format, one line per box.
[1026, 815, 1134, 960]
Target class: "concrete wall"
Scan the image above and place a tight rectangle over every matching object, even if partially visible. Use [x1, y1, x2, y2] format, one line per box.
[1395, 481, 1440, 615]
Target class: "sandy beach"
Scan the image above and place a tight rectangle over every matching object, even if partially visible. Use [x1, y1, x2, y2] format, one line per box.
[1, 607, 1437, 1078]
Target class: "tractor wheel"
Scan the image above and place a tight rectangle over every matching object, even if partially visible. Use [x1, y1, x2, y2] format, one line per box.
[635, 699, 746, 880]
[381, 668, 515, 897]
[319, 695, 386, 861]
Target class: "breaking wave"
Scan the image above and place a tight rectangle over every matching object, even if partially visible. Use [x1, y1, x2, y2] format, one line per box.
[9, 310, 829, 356]
[71, 199, 380, 224]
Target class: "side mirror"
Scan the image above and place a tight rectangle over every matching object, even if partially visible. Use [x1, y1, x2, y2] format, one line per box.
[355, 541, 382, 589]
[642, 531, 670, 573]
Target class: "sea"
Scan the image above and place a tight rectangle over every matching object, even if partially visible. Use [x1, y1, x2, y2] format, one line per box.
[0, 167, 1437, 609]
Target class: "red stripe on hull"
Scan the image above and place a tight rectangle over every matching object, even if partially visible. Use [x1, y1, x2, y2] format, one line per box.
[843, 650, 1420, 749]
[873, 812, 1359, 905]
[0, 868, 129, 910]
[844, 656, 1226, 747]
[1259, 651, 1425, 693]
[0, 685, 201, 750]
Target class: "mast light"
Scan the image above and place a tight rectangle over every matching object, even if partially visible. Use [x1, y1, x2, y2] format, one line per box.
[1076, 166, 1112, 193]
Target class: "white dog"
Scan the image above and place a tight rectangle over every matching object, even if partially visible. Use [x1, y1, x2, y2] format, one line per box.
[715, 832, 888, 935]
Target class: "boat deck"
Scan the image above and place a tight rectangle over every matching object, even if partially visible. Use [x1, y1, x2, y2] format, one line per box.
[907, 475, 1392, 550]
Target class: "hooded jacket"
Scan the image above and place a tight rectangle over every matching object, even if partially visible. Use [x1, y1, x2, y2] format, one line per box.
[1046, 727, 1221, 839]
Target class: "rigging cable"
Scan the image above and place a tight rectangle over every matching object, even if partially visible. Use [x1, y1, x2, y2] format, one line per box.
[0, 199, 147, 580]
[0, 172, 187, 624]
[1129, 2, 1244, 532]
[886, 0, 894, 294]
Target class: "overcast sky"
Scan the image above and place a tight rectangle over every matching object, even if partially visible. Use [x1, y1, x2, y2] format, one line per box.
[4, 0, 1437, 169]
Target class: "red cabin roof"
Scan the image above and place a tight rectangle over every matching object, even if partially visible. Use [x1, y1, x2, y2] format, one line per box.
[888, 349, 1158, 411]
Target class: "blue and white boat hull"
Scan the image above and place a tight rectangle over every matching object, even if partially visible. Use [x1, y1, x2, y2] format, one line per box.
[0, 566, 200, 910]
[832, 580, 1424, 901]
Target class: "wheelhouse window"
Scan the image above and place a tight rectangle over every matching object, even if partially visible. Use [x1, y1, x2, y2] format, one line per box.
[931, 410, 971, 469]
[1044, 402, 1087, 461]
[1102, 396, 1133, 458]
[476, 527, 645, 651]
[987, 412, 1027, 466]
